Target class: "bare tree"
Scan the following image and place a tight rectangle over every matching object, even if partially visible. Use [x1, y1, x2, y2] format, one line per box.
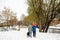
[27, 0, 60, 32]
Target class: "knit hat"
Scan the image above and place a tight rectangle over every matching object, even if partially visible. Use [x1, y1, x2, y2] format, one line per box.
[32, 22, 36, 26]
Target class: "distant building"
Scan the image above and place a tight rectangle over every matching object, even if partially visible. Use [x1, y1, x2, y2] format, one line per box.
[50, 18, 60, 26]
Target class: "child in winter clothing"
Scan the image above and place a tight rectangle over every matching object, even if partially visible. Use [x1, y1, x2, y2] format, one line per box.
[27, 24, 32, 37]
[32, 22, 37, 37]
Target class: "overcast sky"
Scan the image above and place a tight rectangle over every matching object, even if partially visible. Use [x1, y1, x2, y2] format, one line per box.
[0, 0, 28, 20]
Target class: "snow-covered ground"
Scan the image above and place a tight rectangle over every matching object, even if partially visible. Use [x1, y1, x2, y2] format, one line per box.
[0, 28, 60, 40]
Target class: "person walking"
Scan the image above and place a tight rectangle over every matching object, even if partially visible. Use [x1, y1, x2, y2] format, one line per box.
[27, 24, 32, 37]
[32, 22, 37, 37]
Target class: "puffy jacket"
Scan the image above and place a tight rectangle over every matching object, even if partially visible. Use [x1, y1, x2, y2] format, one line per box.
[32, 26, 37, 32]
[28, 25, 32, 33]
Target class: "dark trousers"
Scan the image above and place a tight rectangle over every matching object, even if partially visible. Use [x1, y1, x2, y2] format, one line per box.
[33, 31, 36, 37]
[27, 32, 30, 36]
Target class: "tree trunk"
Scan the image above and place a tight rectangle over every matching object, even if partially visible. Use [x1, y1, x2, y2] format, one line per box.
[43, 19, 52, 32]
[39, 20, 42, 32]
[18, 25, 20, 31]
[44, 22, 50, 32]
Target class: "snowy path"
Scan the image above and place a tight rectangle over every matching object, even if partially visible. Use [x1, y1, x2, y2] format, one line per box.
[0, 28, 60, 40]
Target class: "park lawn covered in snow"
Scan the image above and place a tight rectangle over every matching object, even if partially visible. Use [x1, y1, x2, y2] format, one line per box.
[0, 28, 60, 40]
